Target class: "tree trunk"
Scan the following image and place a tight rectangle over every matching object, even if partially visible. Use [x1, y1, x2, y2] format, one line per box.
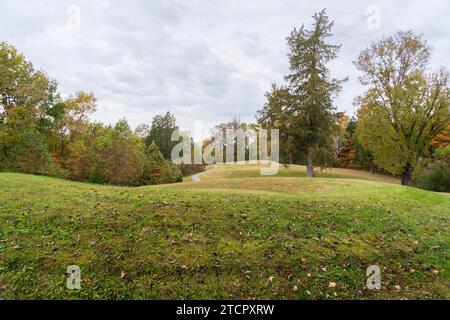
[370, 163, 375, 174]
[307, 158, 315, 178]
[400, 164, 412, 186]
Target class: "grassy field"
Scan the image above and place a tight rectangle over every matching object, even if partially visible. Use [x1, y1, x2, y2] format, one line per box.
[0, 164, 449, 300]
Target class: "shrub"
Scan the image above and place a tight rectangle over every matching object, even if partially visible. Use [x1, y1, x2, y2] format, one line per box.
[5, 128, 53, 174]
[414, 146, 450, 192]
[39, 162, 68, 179]
[179, 163, 206, 176]
[66, 121, 147, 186]
[142, 142, 183, 185]
[163, 163, 183, 183]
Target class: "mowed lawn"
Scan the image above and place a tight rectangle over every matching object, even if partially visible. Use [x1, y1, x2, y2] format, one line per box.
[0, 164, 449, 300]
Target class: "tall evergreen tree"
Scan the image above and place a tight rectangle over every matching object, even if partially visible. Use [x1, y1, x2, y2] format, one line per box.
[258, 10, 346, 177]
[145, 111, 178, 160]
[286, 10, 347, 177]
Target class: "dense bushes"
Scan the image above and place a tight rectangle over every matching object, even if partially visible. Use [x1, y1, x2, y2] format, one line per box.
[0, 106, 60, 176]
[65, 121, 182, 186]
[141, 142, 183, 185]
[179, 163, 207, 177]
[66, 120, 144, 185]
[414, 146, 450, 192]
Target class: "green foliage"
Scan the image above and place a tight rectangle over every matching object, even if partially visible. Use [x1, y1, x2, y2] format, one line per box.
[147, 141, 166, 164]
[0, 42, 181, 187]
[0, 42, 63, 175]
[258, 10, 346, 175]
[142, 162, 183, 185]
[3, 127, 51, 174]
[142, 142, 183, 185]
[39, 161, 68, 179]
[0, 42, 35, 111]
[337, 117, 376, 171]
[98, 120, 146, 186]
[145, 111, 178, 159]
[258, 85, 289, 163]
[52, 91, 97, 160]
[163, 163, 183, 183]
[414, 146, 450, 192]
[66, 120, 147, 186]
[355, 31, 450, 185]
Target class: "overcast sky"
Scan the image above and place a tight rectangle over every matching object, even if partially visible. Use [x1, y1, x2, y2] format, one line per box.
[1, 0, 449, 139]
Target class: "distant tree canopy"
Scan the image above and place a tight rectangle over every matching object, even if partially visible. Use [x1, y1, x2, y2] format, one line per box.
[206, 117, 251, 163]
[0, 42, 182, 186]
[66, 119, 148, 186]
[355, 31, 449, 185]
[257, 10, 347, 177]
[145, 111, 179, 160]
[337, 117, 376, 172]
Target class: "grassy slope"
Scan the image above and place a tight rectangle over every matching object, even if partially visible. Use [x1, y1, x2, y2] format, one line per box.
[0, 165, 449, 300]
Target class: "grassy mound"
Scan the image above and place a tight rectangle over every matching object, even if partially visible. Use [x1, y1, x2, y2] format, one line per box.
[0, 165, 448, 299]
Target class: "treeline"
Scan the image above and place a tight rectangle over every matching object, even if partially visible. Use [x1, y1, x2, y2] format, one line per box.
[0, 42, 183, 186]
[1, 9, 449, 191]
[64, 119, 183, 186]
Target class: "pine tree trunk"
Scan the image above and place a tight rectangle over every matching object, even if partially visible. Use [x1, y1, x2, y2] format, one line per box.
[401, 164, 412, 186]
[307, 158, 315, 178]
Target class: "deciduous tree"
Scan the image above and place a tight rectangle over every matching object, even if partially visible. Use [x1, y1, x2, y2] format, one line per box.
[355, 31, 449, 185]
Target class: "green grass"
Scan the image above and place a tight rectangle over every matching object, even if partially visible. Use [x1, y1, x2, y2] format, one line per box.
[0, 165, 449, 300]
